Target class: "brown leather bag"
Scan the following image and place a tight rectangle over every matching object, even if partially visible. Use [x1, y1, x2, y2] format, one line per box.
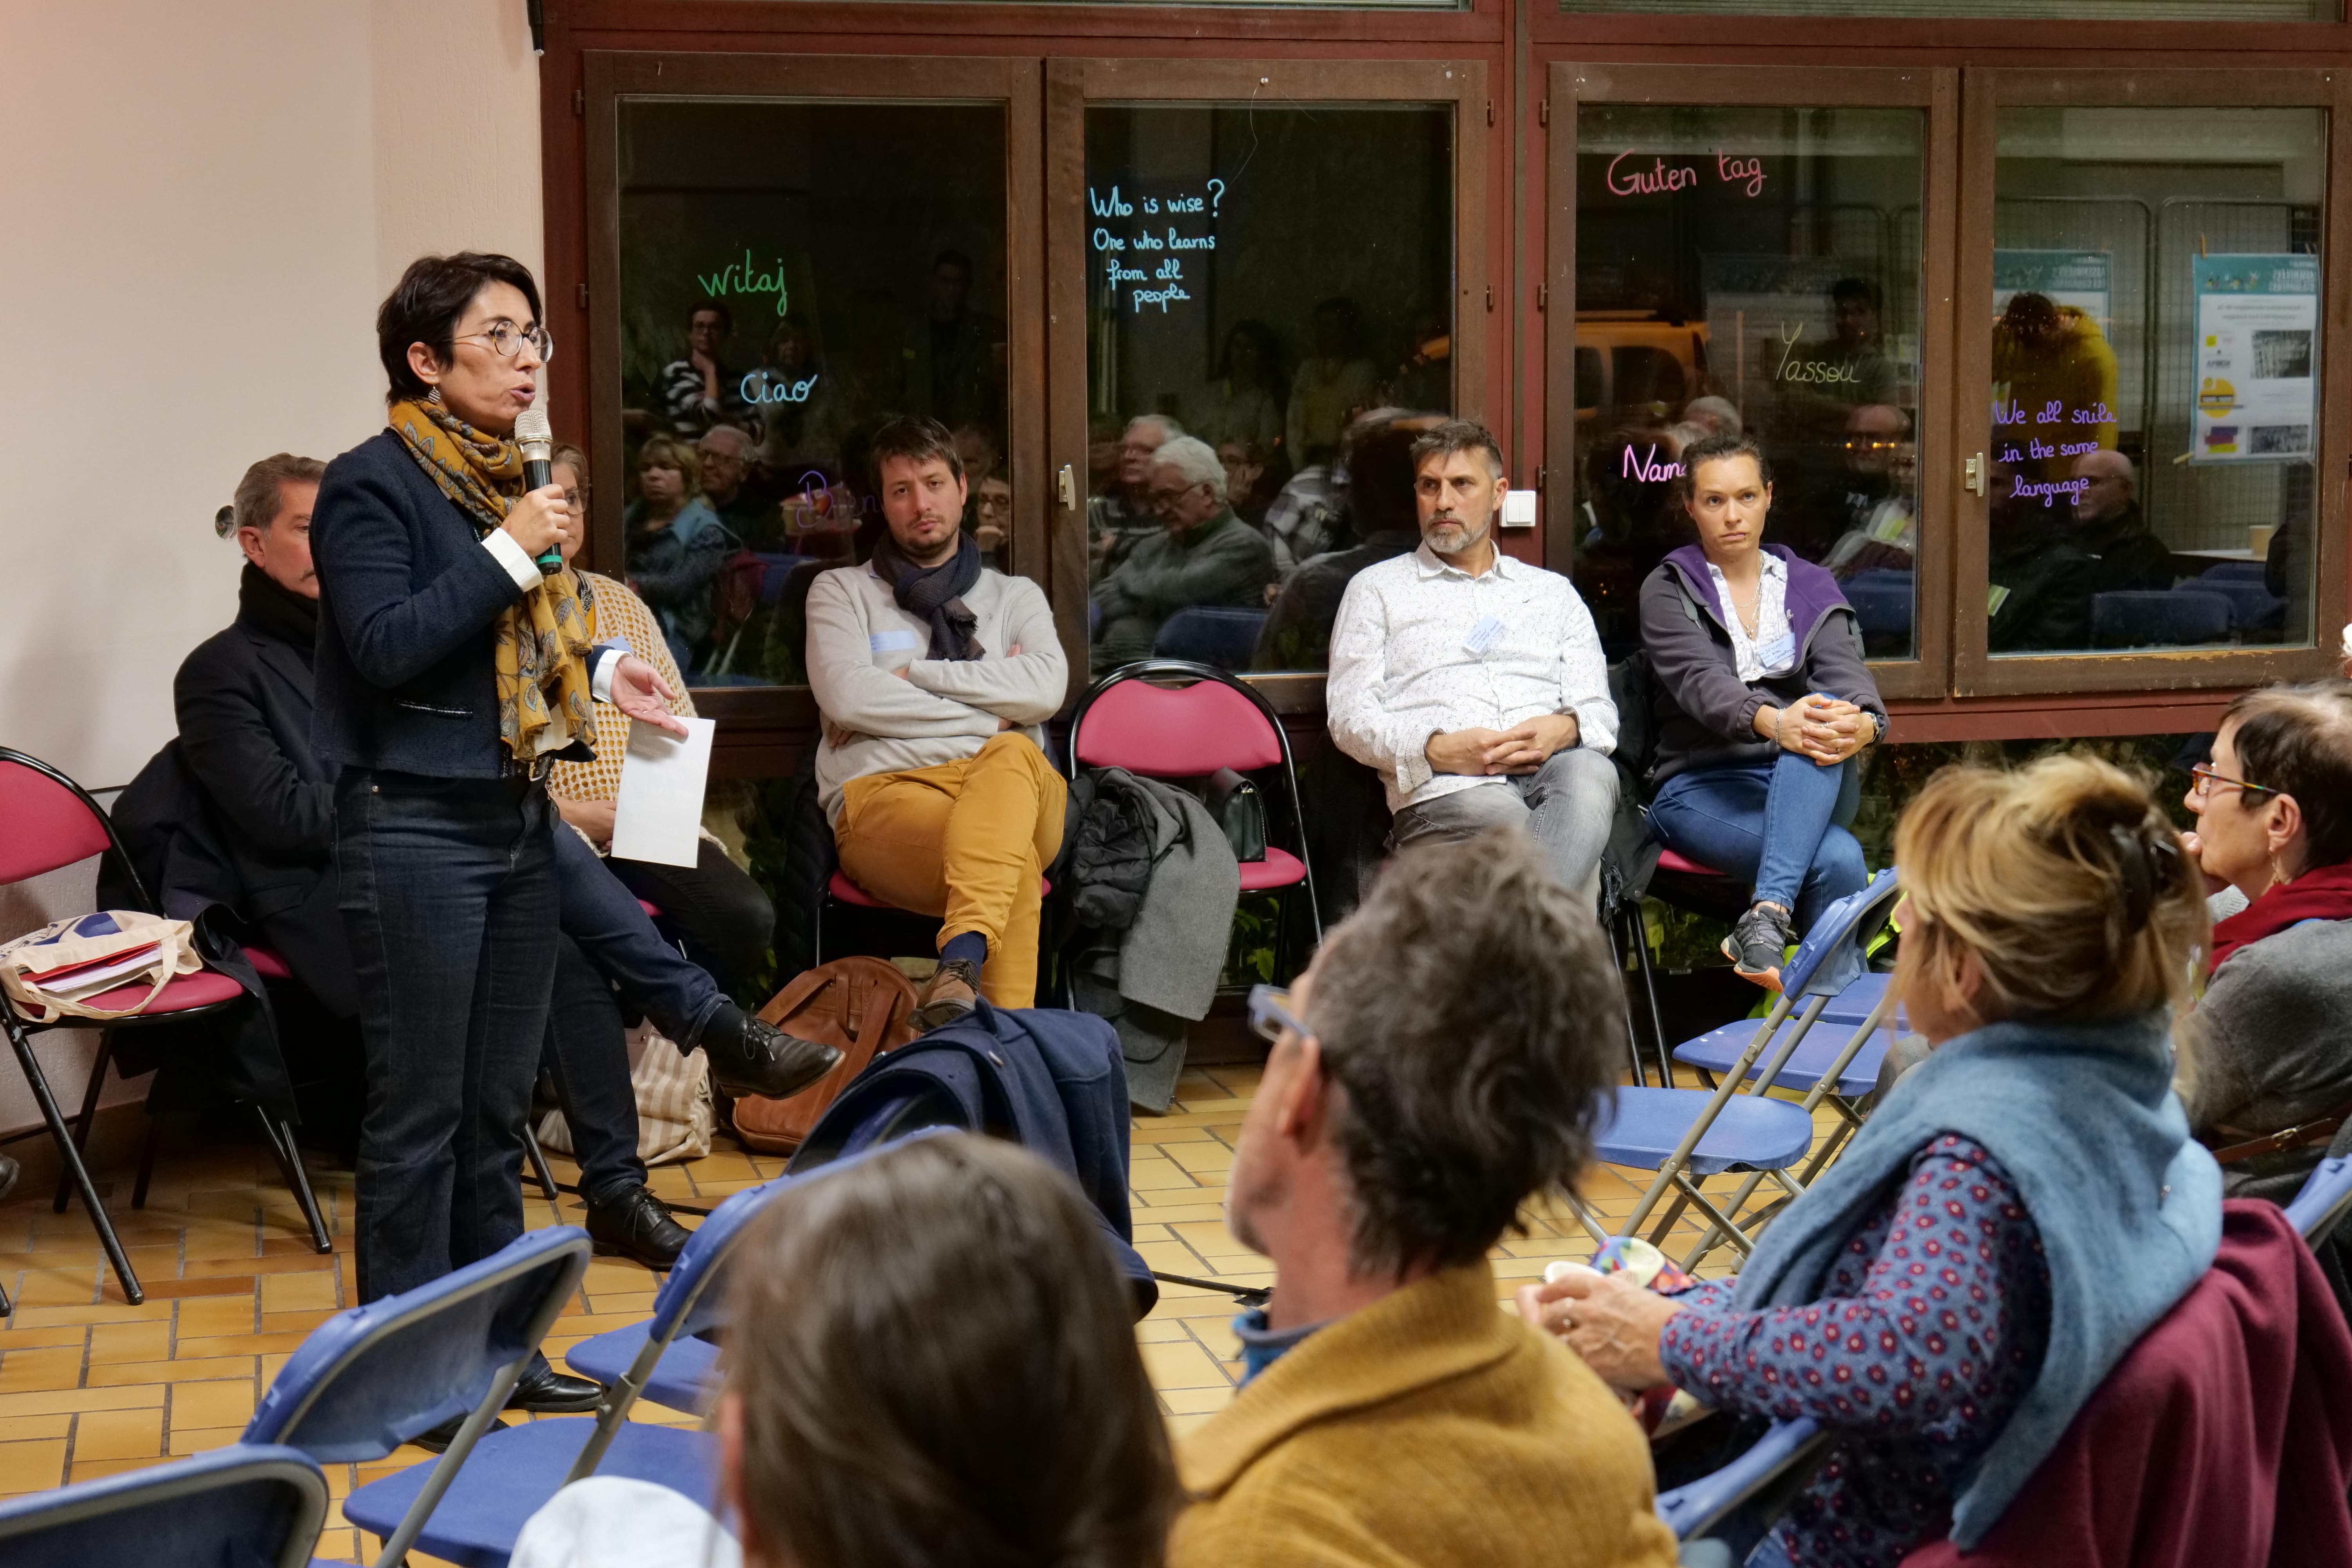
[730, 957, 921, 1154]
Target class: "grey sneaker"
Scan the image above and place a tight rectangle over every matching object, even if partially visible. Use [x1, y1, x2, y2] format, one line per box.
[1722, 904, 1794, 987]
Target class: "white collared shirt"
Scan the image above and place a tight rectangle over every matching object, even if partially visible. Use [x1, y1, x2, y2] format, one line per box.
[1327, 543, 1617, 812]
[1707, 552, 1794, 684]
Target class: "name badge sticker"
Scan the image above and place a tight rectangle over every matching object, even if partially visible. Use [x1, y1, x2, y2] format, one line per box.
[1463, 615, 1506, 656]
[1756, 632, 1796, 671]
[869, 629, 922, 654]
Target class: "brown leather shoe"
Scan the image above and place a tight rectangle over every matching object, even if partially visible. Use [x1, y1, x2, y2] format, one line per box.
[911, 958, 982, 1032]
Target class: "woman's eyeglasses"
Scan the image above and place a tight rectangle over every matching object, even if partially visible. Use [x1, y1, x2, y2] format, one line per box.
[1247, 984, 1311, 1045]
[2190, 762, 2275, 802]
[457, 321, 555, 364]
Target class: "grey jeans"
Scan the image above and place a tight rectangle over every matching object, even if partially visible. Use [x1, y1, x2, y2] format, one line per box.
[1388, 746, 1619, 904]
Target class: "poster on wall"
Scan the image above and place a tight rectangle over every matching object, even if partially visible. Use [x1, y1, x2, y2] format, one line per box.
[1992, 249, 2112, 334]
[2190, 252, 2319, 464]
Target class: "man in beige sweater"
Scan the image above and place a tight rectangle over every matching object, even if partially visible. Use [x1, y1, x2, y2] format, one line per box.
[1171, 828, 1679, 1568]
[805, 417, 1067, 1022]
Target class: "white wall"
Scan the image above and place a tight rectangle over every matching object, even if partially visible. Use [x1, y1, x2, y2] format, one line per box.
[0, 0, 543, 1134]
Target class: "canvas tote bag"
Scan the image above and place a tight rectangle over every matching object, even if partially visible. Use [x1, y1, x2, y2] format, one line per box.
[537, 1025, 716, 1167]
[0, 910, 202, 1024]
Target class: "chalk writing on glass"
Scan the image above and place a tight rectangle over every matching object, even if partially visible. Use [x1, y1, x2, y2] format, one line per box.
[1088, 182, 1225, 315]
[1621, 445, 1685, 484]
[1994, 435, 2099, 464]
[740, 370, 820, 406]
[1771, 324, 1857, 385]
[1604, 150, 1768, 200]
[2011, 474, 2091, 508]
[697, 250, 791, 316]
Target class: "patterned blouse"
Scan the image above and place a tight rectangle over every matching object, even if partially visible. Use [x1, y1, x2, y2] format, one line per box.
[1658, 1135, 2051, 1568]
[546, 570, 697, 805]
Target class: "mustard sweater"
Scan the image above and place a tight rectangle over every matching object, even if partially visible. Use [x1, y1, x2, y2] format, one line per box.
[1170, 1262, 1681, 1568]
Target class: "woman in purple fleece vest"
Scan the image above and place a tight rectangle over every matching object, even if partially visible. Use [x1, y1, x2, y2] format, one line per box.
[1637, 434, 1887, 985]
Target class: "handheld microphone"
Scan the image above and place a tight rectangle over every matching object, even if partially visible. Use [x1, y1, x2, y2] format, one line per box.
[515, 404, 563, 576]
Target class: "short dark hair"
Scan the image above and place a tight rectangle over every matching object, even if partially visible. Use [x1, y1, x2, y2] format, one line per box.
[2221, 680, 2352, 870]
[723, 1135, 1176, 1568]
[1831, 276, 1883, 312]
[689, 300, 733, 332]
[375, 252, 542, 403]
[1408, 417, 1505, 481]
[1676, 431, 1775, 505]
[1304, 829, 1625, 1276]
[865, 414, 964, 492]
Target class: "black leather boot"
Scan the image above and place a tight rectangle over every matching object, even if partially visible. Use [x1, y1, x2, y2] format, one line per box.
[586, 1183, 692, 1270]
[698, 1002, 840, 1100]
[508, 1352, 604, 1413]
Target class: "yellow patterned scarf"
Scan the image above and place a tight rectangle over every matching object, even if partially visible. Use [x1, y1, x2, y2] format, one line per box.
[387, 398, 598, 762]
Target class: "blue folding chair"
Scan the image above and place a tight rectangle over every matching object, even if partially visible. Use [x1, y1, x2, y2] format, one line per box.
[1573, 872, 1903, 1269]
[2285, 1154, 2352, 1246]
[1655, 1418, 1831, 1548]
[240, 1225, 591, 1568]
[347, 1129, 954, 1568]
[0, 1441, 327, 1568]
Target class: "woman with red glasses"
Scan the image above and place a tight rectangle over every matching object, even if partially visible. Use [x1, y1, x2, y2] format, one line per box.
[2181, 679, 2352, 1305]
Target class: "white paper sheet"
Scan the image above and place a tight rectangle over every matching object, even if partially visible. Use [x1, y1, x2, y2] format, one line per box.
[610, 716, 715, 869]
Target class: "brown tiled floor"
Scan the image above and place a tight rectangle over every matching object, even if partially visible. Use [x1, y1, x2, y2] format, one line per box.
[0, 1060, 1803, 1563]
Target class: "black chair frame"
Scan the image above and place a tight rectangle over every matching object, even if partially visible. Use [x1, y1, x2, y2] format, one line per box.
[0, 746, 329, 1310]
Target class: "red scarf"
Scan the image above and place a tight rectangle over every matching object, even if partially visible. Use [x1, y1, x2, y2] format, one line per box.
[2209, 858, 2352, 971]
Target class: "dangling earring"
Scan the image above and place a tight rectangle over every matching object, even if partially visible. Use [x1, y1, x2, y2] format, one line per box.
[2270, 853, 2292, 888]
[425, 387, 443, 406]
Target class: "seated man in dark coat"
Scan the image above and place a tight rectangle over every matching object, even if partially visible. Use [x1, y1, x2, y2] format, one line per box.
[2072, 450, 2174, 596]
[173, 454, 798, 1268]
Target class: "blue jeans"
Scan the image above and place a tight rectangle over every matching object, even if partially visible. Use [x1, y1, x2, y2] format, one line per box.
[550, 826, 725, 1047]
[338, 771, 557, 1303]
[1651, 751, 1866, 934]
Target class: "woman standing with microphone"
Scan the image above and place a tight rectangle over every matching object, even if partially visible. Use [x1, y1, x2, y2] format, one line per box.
[310, 253, 691, 1421]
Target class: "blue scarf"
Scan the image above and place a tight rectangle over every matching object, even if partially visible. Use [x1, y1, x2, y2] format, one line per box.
[1733, 1009, 2220, 1547]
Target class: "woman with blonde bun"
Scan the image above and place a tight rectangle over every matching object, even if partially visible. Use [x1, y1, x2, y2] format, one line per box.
[1521, 754, 2220, 1568]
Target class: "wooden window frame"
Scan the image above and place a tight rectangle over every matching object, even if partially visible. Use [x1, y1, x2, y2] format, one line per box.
[1545, 63, 1958, 702]
[1951, 65, 2352, 697]
[578, 51, 1044, 733]
[1045, 57, 1494, 711]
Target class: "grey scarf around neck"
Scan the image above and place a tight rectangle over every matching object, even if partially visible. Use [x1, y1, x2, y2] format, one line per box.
[1732, 1009, 2221, 1548]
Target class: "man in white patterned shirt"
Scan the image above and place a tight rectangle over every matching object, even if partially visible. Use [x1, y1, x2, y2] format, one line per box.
[1326, 420, 1618, 900]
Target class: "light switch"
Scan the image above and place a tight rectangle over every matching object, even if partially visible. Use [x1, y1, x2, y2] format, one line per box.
[1501, 488, 1539, 529]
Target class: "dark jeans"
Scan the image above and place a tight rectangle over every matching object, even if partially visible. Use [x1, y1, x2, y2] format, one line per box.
[541, 935, 646, 1208]
[338, 771, 556, 1303]
[552, 825, 724, 1046]
[1650, 752, 1866, 935]
[610, 838, 776, 1003]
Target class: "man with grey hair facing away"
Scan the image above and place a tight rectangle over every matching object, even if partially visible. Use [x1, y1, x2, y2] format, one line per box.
[1091, 433, 1276, 673]
[1325, 417, 1618, 900]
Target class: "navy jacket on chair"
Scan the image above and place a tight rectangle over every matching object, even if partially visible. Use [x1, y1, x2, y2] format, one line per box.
[312, 429, 608, 779]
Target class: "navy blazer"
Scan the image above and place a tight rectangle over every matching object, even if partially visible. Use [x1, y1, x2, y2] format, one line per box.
[312, 428, 552, 779]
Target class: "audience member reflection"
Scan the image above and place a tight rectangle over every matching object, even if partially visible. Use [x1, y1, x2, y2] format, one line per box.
[1775, 277, 1901, 444]
[1810, 404, 1913, 570]
[1254, 413, 1430, 671]
[1091, 435, 1275, 673]
[1218, 439, 1278, 530]
[1189, 320, 1286, 454]
[1384, 309, 1452, 414]
[1264, 402, 1392, 578]
[747, 313, 844, 481]
[1574, 426, 1689, 656]
[974, 472, 1011, 563]
[1985, 456, 2094, 654]
[695, 425, 774, 548]
[1993, 291, 2120, 477]
[1089, 414, 1182, 581]
[660, 301, 749, 436]
[1287, 297, 1379, 466]
[626, 433, 739, 677]
[2073, 450, 2172, 597]
[902, 247, 1006, 436]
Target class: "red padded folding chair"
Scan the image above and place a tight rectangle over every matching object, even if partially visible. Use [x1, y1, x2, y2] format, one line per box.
[0, 748, 245, 1307]
[1067, 660, 1323, 975]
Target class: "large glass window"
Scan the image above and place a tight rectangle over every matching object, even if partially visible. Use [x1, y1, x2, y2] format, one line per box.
[1082, 102, 1455, 679]
[1572, 105, 1928, 662]
[615, 98, 1009, 688]
[1983, 107, 2323, 657]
